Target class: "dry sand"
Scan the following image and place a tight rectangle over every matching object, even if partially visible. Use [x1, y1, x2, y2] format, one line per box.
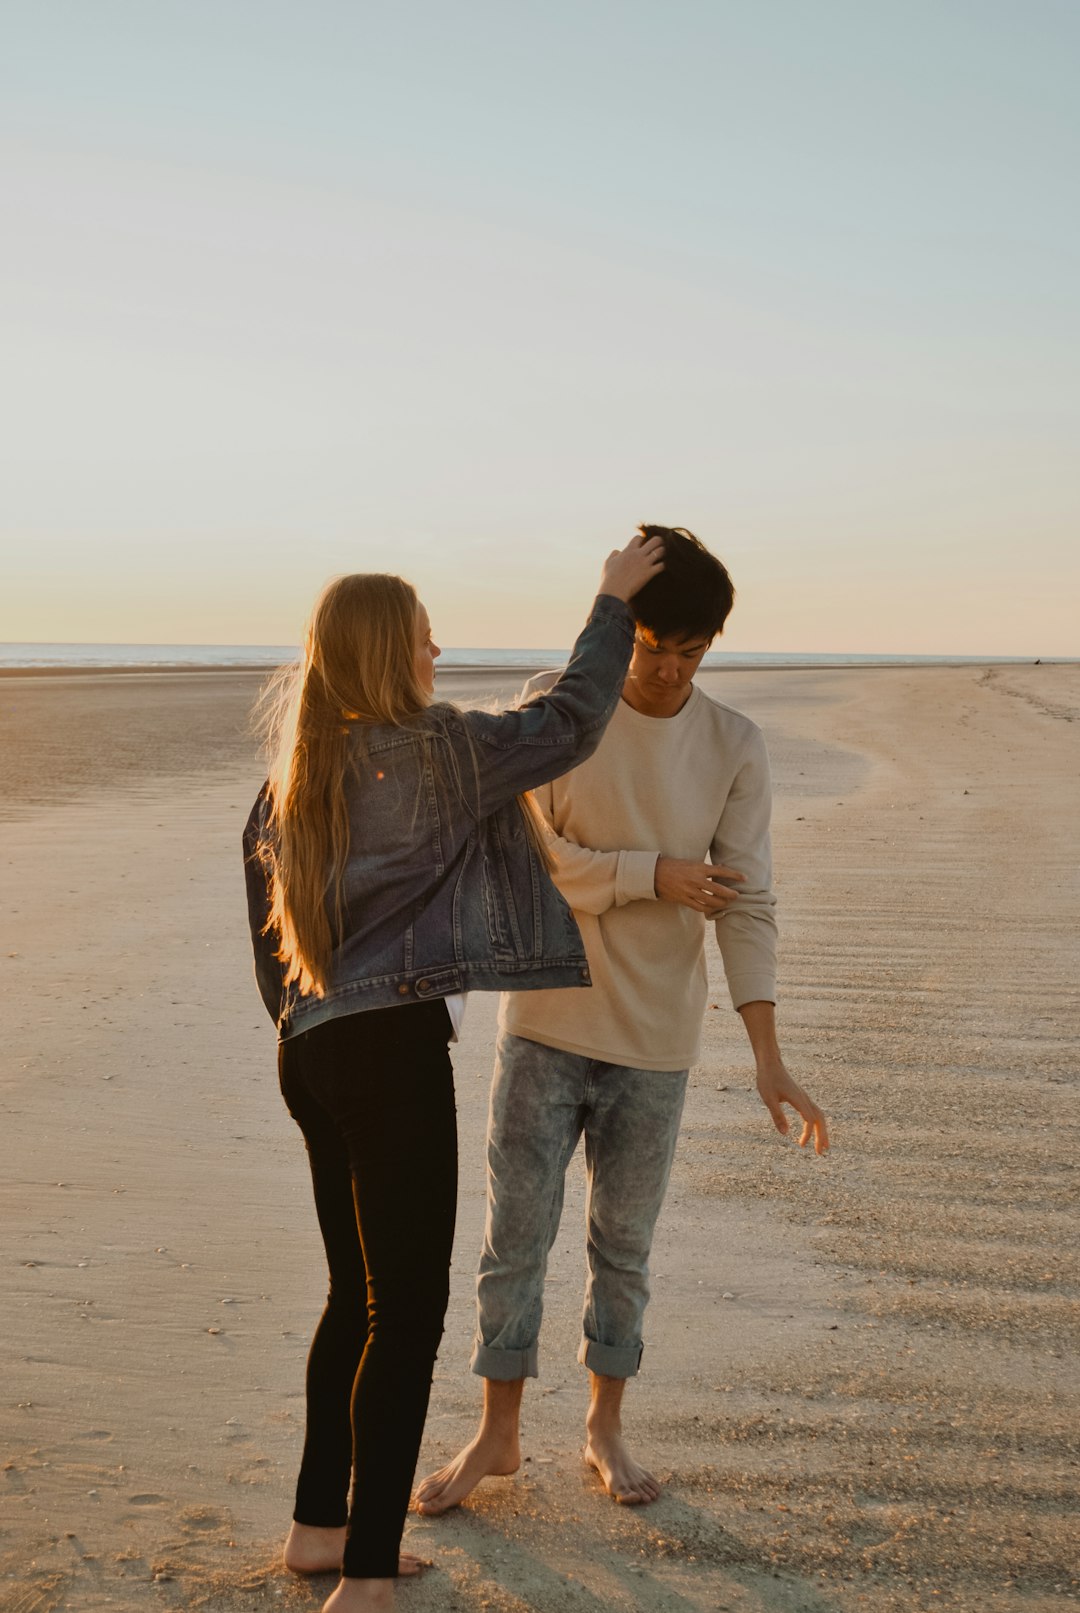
[1, 661, 1077, 1613]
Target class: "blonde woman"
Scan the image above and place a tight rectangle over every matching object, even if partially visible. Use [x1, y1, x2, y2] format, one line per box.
[243, 534, 662, 1613]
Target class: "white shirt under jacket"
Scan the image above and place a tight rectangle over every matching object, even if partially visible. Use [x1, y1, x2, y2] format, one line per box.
[499, 678, 778, 1072]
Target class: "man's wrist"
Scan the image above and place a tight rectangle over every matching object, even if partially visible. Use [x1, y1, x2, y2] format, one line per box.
[738, 999, 782, 1068]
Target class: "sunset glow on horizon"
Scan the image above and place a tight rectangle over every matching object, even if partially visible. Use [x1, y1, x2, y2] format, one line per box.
[3, 2, 1077, 657]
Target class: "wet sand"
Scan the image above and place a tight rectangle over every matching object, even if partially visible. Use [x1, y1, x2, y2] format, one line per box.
[1, 662, 1077, 1612]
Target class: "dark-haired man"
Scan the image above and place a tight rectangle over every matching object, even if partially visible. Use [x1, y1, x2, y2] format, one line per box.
[417, 527, 827, 1513]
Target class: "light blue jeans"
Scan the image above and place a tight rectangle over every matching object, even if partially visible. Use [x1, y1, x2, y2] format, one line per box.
[472, 1032, 689, 1381]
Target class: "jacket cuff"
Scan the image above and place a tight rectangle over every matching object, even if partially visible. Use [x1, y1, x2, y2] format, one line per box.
[615, 849, 660, 906]
[726, 973, 778, 1011]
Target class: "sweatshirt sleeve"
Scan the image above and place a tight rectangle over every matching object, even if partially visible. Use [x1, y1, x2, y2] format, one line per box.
[710, 725, 778, 1009]
[530, 780, 660, 915]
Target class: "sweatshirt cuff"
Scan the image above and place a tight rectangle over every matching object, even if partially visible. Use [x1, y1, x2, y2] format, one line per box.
[615, 849, 660, 906]
[726, 973, 777, 1011]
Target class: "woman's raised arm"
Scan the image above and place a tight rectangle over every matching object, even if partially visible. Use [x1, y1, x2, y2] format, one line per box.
[455, 532, 664, 815]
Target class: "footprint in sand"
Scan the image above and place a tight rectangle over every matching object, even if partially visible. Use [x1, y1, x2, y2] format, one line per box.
[179, 1504, 230, 1532]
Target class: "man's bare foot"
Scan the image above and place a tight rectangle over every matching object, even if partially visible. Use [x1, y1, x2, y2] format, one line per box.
[416, 1377, 526, 1516]
[322, 1576, 394, 1613]
[583, 1431, 661, 1505]
[414, 1426, 521, 1515]
[583, 1369, 660, 1504]
[283, 1522, 427, 1578]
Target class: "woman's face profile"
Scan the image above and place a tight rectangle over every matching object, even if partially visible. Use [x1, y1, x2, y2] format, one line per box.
[414, 602, 441, 694]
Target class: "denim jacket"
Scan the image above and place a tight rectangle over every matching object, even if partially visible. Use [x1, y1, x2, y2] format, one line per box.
[244, 594, 635, 1039]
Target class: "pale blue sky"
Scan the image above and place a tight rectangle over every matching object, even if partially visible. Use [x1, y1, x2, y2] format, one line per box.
[3, 0, 1077, 652]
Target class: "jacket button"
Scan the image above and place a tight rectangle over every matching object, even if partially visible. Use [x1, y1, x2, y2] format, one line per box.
[580, 968, 590, 982]
[397, 984, 410, 996]
[417, 979, 431, 992]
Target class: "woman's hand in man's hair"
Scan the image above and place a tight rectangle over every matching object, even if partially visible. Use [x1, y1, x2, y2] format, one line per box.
[599, 531, 666, 603]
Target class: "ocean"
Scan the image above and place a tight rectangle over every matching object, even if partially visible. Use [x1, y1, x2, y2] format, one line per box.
[0, 643, 1067, 672]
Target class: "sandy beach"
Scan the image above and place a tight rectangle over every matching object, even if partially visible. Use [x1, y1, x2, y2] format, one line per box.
[2, 661, 1077, 1613]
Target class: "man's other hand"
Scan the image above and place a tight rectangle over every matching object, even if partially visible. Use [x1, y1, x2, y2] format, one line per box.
[756, 1060, 830, 1155]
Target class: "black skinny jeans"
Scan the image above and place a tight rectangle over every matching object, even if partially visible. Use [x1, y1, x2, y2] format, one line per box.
[278, 998, 456, 1579]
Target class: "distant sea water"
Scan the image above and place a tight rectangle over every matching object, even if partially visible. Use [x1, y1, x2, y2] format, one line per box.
[0, 643, 1069, 672]
[0, 643, 567, 670]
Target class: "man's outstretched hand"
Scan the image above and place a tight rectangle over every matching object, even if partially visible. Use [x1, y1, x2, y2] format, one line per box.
[737, 1001, 829, 1155]
[755, 1059, 829, 1155]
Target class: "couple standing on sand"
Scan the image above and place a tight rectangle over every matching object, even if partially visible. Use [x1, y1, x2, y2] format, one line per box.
[244, 526, 828, 1613]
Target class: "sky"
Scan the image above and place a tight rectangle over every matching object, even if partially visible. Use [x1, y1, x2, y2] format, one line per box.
[2, 0, 1078, 654]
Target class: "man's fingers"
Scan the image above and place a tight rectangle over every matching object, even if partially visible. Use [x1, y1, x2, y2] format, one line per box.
[701, 893, 740, 914]
[655, 858, 745, 914]
[791, 1097, 829, 1155]
[674, 881, 739, 913]
[781, 1099, 828, 1154]
[696, 869, 741, 909]
[761, 1078, 830, 1155]
[762, 1096, 790, 1136]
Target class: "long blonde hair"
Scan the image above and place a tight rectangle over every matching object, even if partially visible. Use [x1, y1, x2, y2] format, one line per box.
[258, 573, 555, 1001]
[260, 573, 430, 998]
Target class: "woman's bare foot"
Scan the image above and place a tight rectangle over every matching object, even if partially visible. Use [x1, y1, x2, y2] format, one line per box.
[583, 1430, 661, 1504]
[322, 1576, 395, 1613]
[414, 1425, 521, 1515]
[283, 1522, 427, 1577]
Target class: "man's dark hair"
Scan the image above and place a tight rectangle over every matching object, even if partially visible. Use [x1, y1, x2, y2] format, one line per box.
[632, 524, 735, 643]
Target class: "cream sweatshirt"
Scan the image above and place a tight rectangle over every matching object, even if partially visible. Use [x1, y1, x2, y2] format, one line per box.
[500, 681, 778, 1071]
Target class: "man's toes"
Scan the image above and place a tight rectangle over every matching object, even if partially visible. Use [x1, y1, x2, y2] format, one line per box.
[414, 1485, 454, 1517]
[418, 1497, 455, 1518]
[611, 1468, 661, 1504]
[415, 1467, 453, 1503]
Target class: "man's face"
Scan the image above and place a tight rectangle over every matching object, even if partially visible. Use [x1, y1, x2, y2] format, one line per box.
[623, 628, 713, 717]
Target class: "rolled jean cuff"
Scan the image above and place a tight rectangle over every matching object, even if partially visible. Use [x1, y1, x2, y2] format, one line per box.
[470, 1338, 539, 1380]
[577, 1335, 643, 1379]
